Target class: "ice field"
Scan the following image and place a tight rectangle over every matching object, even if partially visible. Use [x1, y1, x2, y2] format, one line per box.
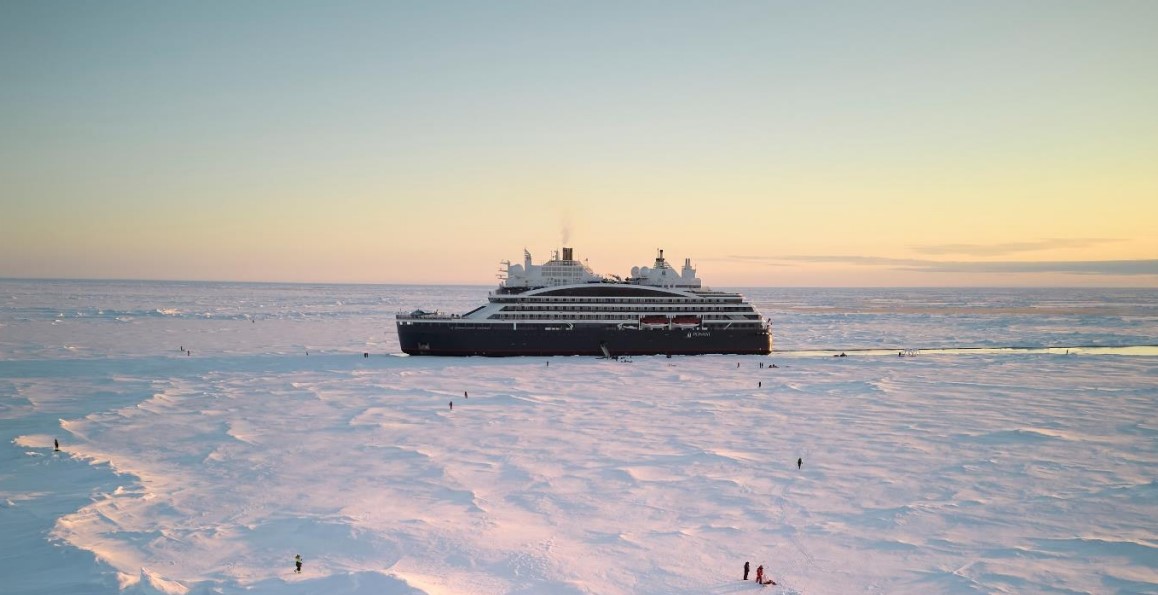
[2, 281, 1156, 594]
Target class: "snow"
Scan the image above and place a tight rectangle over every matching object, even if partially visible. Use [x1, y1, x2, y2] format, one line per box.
[1, 281, 1156, 594]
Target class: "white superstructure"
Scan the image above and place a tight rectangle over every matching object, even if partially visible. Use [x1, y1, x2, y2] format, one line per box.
[501, 247, 702, 291]
[500, 247, 605, 290]
[628, 249, 701, 289]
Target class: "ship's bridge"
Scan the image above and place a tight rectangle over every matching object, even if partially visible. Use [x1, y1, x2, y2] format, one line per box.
[627, 249, 701, 289]
[500, 247, 606, 291]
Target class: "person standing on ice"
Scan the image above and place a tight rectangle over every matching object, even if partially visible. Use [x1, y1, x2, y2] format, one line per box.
[755, 565, 764, 584]
[744, 561, 750, 580]
[294, 554, 302, 573]
[54, 438, 60, 451]
[798, 457, 802, 470]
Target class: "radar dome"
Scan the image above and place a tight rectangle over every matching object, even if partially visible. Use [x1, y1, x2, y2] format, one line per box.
[509, 264, 524, 275]
[631, 266, 640, 276]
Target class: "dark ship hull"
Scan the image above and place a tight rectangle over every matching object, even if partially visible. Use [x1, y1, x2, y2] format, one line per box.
[398, 322, 771, 356]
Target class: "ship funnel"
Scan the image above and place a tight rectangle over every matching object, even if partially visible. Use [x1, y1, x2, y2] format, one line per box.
[562, 247, 573, 261]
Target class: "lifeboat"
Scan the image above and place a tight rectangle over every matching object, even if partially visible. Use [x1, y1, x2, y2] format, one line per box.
[639, 315, 670, 328]
[671, 315, 702, 328]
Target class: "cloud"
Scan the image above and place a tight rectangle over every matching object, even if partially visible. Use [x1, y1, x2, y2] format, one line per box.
[769, 255, 1158, 276]
[719, 254, 929, 268]
[706, 255, 792, 267]
[906, 260, 1158, 276]
[911, 238, 1120, 257]
[777, 255, 930, 267]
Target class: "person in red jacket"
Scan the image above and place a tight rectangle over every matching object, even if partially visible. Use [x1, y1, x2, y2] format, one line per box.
[755, 565, 777, 585]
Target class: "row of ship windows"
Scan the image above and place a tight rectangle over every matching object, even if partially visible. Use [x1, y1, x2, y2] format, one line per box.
[498, 305, 756, 313]
[490, 314, 762, 321]
[491, 297, 742, 304]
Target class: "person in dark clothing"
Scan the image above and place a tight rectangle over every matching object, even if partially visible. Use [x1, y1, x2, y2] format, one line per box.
[798, 457, 803, 470]
[294, 554, 302, 573]
[54, 438, 60, 451]
[744, 561, 750, 580]
[449, 401, 453, 410]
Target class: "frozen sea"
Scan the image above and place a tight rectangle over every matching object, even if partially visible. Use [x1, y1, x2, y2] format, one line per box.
[1, 280, 1156, 594]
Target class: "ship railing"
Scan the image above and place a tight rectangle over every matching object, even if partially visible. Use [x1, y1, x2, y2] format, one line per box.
[396, 310, 459, 320]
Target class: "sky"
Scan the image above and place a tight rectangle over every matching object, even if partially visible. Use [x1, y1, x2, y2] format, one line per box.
[1, 1, 1156, 287]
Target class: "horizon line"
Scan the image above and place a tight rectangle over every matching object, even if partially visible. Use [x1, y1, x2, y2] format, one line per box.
[3, 276, 1157, 290]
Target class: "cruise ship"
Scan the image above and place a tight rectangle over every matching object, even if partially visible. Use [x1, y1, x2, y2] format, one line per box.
[396, 248, 771, 356]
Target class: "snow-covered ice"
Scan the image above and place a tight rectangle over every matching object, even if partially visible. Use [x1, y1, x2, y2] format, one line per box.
[2, 281, 1156, 594]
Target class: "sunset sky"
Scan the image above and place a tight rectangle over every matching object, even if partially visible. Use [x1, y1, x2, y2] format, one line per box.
[2, 1, 1156, 286]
